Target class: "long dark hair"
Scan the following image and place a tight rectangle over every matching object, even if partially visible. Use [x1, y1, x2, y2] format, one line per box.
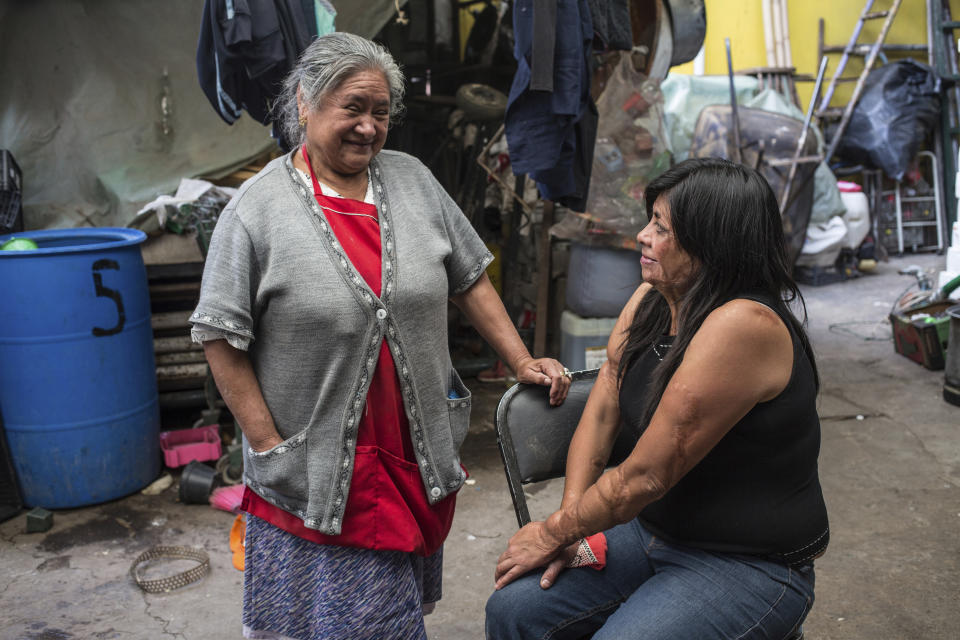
[617, 158, 818, 428]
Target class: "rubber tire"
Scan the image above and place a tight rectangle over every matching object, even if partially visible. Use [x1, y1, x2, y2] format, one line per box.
[943, 381, 960, 407]
[455, 83, 508, 121]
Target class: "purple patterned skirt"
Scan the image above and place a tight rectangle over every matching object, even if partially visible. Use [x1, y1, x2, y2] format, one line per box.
[242, 514, 442, 640]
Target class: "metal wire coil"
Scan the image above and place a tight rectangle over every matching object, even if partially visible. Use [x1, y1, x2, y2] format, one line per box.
[130, 545, 210, 593]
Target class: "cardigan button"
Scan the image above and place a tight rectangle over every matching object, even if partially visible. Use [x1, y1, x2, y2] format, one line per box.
[376, 308, 387, 320]
[430, 487, 442, 498]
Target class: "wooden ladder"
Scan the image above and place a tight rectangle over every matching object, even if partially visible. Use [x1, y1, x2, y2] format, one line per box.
[817, 0, 904, 162]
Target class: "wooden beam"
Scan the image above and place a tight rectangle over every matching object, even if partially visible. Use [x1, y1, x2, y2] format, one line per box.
[533, 200, 555, 358]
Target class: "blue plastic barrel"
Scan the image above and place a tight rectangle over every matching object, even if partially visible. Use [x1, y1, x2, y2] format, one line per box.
[0, 228, 160, 508]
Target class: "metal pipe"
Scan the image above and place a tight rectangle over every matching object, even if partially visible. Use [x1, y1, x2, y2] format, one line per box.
[779, 0, 793, 68]
[762, 0, 776, 67]
[771, 0, 784, 67]
[780, 56, 829, 212]
[725, 38, 743, 164]
[822, 43, 927, 54]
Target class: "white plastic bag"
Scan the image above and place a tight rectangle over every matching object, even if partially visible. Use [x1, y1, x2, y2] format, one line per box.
[796, 215, 847, 268]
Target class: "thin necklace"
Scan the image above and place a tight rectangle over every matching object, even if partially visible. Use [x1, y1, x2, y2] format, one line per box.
[651, 341, 672, 361]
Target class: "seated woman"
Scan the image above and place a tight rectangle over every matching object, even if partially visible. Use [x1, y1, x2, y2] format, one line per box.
[486, 158, 829, 640]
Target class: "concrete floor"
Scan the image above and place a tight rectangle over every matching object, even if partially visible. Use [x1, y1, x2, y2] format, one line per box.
[1, 253, 958, 640]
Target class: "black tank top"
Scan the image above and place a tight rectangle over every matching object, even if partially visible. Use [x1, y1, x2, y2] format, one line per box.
[619, 295, 829, 566]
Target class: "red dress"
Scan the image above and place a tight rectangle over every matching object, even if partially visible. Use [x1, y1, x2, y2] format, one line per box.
[241, 149, 457, 556]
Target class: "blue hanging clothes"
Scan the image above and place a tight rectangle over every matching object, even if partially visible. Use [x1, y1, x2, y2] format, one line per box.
[196, 0, 313, 149]
[504, 0, 597, 211]
[300, 0, 318, 39]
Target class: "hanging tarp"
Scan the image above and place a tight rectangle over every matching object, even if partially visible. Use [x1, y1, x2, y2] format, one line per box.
[0, 0, 273, 230]
[0, 0, 407, 231]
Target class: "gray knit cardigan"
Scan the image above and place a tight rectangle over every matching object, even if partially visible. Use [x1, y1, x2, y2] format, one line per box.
[190, 149, 493, 535]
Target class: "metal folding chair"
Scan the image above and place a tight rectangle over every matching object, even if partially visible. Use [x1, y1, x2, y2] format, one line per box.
[494, 368, 635, 527]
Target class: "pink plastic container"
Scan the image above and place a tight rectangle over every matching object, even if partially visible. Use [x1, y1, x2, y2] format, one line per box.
[159, 424, 222, 468]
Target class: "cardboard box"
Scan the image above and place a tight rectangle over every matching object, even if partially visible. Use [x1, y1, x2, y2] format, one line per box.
[890, 301, 952, 370]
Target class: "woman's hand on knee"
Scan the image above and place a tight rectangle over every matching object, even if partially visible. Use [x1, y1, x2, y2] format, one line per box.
[494, 522, 565, 590]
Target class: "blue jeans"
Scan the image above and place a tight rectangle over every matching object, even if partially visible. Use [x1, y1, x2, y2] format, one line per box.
[485, 520, 815, 640]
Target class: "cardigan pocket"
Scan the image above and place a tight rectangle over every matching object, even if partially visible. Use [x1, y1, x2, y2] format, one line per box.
[446, 369, 472, 449]
[245, 428, 309, 501]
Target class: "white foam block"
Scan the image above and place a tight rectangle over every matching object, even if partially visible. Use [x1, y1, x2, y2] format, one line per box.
[938, 270, 960, 300]
[947, 246, 960, 273]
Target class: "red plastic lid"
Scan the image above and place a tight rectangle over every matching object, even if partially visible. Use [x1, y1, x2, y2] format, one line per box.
[837, 180, 863, 193]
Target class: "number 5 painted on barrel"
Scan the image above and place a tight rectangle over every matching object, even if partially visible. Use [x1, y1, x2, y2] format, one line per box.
[91, 259, 126, 337]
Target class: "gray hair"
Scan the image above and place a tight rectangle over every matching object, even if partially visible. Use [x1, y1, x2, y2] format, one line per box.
[276, 32, 405, 148]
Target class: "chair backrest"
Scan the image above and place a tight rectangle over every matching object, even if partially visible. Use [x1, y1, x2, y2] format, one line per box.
[495, 368, 637, 527]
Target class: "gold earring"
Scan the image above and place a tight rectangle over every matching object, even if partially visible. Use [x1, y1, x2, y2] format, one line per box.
[298, 114, 307, 128]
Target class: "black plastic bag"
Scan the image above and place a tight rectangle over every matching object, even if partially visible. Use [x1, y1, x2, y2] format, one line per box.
[832, 59, 940, 181]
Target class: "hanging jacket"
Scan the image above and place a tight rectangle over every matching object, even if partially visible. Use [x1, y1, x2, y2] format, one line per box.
[504, 0, 596, 211]
[196, 0, 311, 131]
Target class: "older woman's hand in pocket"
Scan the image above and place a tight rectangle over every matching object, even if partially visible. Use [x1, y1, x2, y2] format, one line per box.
[512, 357, 572, 406]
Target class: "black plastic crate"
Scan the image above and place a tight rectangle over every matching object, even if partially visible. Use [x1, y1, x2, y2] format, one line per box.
[0, 410, 24, 523]
[1, 150, 24, 233]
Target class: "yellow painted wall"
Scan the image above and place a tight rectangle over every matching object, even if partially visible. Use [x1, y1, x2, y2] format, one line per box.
[672, 0, 960, 112]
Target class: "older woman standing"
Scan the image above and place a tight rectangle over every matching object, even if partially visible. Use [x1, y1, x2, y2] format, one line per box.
[486, 158, 829, 640]
[191, 32, 569, 640]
